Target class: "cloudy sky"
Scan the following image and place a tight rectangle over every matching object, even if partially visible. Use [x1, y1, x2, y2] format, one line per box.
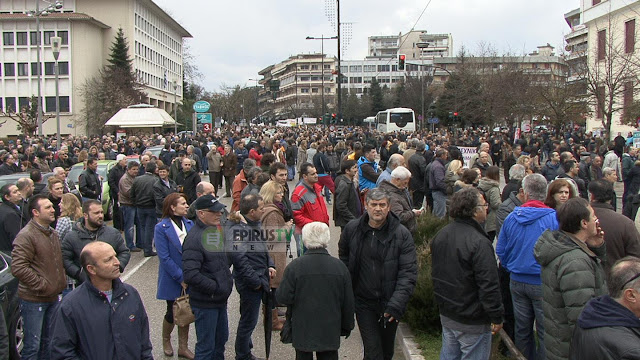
[153, 0, 577, 92]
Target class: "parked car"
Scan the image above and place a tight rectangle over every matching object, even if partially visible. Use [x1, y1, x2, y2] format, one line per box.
[146, 145, 164, 158]
[0, 172, 53, 189]
[0, 251, 22, 359]
[67, 160, 116, 220]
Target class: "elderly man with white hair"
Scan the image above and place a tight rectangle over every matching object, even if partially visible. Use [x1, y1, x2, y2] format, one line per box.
[378, 166, 420, 233]
[377, 154, 406, 186]
[277, 222, 355, 360]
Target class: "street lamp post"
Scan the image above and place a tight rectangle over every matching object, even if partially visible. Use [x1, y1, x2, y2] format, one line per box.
[26, 0, 63, 136]
[306, 35, 337, 123]
[173, 80, 178, 135]
[51, 36, 61, 150]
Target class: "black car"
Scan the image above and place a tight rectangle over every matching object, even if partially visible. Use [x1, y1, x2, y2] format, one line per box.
[0, 251, 22, 358]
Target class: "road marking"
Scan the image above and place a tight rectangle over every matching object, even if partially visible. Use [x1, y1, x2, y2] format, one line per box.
[122, 257, 151, 282]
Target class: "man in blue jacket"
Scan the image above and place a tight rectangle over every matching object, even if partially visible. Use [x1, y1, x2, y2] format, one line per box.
[497, 173, 558, 360]
[50, 241, 152, 360]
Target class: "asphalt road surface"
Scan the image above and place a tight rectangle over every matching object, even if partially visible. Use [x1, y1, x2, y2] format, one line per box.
[119, 176, 406, 359]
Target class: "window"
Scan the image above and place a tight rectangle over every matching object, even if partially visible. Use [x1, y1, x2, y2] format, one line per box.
[44, 62, 55, 75]
[311, 65, 318, 70]
[57, 31, 69, 45]
[3, 32, 14, 46]
[349, 77, 362, 83]
[626, 19, 635, 54]
[349, 65, 362, 72]
[17, 63, 28, 76]
[18, 97, 29, 111]
[58, 62, 69, 75]
[60, 96, 70, 112]
[30, 31, 40, 45]
[301, 88, 309, 93]
[593, 0, 601, 5]
[31, 63, 40, 76]
[598, 29, 606, 61]
[324, 64, 331, 69]
[364, 65, 376, 72]
[340, 66, 348, 73]
[4, 63, 15, 76]
[299, 76, 309, 82]
[392, 65, 398, 71]
[312, 88, 319, 93]
[43, 31, 55, 45]
[16, 32, 27, 45]
[377, 65, 390, 72]
[325, 88, 331, 93]
[299, 65, 309, 70]
[5, 98, 16, 113]
[0, 98, 2, 112]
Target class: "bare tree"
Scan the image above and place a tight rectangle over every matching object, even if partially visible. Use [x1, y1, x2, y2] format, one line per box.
[579, 13, 640, 140]
[1, 96, 53, 136]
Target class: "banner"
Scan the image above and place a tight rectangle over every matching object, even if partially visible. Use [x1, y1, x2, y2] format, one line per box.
[458, 146, 477, 168]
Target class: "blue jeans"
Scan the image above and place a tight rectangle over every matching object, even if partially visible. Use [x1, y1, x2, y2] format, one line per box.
[510, 279, 545, 360]
[235, 286, 263, 360]
[432, 190, 447, 218]
[20, 299, 59, 360]
[295, 233, 307, 256]
[121, 205, 137, 249]
[192, 306, 229, 360]
[136, 207, 156, 254]
[287, 165, 296, 180]
[440, 323, 491, 360]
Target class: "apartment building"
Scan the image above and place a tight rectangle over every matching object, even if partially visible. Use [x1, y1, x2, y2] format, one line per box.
[258, 53, 336, 117]
[0, 0, 191, 136]
[579, 0, 639, 137]
[368, 31, 453, 61]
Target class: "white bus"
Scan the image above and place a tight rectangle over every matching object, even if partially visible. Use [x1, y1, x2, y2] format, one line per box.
[375, 108, 416, 133]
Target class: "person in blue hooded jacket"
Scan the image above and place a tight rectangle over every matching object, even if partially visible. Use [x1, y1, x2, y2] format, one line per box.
[497, 173, 558, 360]
[570, 256, 640, 360]
[357, 144, 380, 193]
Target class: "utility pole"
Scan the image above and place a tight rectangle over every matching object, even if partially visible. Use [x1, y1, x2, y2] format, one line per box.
[336, 0, 342, 124]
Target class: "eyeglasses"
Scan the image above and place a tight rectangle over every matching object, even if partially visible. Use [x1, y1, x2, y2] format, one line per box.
[620, 272, 640, 290]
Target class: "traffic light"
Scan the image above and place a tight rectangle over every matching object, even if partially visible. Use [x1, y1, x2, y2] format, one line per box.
[331, 113, 337, 124]
[398, 54, 406, 71]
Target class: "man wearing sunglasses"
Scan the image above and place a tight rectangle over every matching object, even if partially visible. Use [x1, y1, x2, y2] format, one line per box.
[570, 256, 640, 359]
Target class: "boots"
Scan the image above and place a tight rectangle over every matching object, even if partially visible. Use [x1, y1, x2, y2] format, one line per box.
[177, 325, 195, 359]
[162, 319, 175, 356]
[272, 308, 284, 331]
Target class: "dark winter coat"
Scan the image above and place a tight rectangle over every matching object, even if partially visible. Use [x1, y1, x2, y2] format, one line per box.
[130, 173, 157, 208]
[153, 178, 177, 217]
[378, 180, 416, 233]
[182, 219, 234, 309]
[49, 279, 153, 360]
[107, 163, 126, 198]
[501, 179, 520, 202]
[333, 174, 361, 227]
[276, 248, 355, 352]
[534, 230, 607, 360]
[227, 218, 275, 292]
[61, 220, 130, 283]
[0, 201, 24, 253]
[338, 212, 417, 320]
[78, 168, 101, 199]
[541, 161, 562, 182]
[591, 202, 640, 274]
[570, 295, 640, 360]
[176, 170, 201, 204]
[428, 157, 447, 193]
[495, 191, 522, 238]
[408, 152, 427, 193]
[431, 217, 504, 326]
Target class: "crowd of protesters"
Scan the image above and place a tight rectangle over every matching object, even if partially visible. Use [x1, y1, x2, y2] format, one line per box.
[0, 123, 639, 359]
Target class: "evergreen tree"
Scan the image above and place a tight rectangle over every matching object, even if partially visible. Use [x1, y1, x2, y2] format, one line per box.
[369, 78, 385, 114]
[107, 28, 133, 73]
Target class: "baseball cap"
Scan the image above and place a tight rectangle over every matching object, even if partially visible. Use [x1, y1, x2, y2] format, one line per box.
[194, 195, 226, 212]
[116, 154, 126, 161]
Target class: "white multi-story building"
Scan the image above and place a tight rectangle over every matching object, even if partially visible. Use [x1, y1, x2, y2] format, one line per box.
[339, 58, 405, 96]
[578, 0, 639, 137]
[0, 0, 191, 136]
[368, 31, 453, 61]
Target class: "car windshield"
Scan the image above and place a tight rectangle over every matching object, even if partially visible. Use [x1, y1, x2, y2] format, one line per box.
[389, 112, 414, 124]
[68, 165, 107, 183]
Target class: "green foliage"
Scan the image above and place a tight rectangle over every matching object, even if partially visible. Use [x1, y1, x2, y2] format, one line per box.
[107, 28, 133, 74]
[369, 78, 385, 114]
[404, 213, 450, 334]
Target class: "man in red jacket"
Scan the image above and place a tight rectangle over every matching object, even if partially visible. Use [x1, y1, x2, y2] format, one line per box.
[291, 162, 329, 255]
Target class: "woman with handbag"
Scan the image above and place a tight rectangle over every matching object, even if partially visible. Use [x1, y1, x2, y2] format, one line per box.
[155, 193, 195, 359]
[259, 180, 294, 330]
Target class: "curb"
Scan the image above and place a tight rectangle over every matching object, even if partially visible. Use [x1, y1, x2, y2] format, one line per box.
[396, 322, 426, 360]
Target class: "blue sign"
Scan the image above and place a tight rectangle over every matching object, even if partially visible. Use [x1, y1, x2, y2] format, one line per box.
[427, 117, 440, 124]
[197, 113, 213, 124]
[193, 100, 211, 113]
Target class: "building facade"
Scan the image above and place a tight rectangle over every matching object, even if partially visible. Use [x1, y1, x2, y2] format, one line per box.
[579, 0, 638, 137]
[0, 0, 191, 136]
[258, 53, 336, 118]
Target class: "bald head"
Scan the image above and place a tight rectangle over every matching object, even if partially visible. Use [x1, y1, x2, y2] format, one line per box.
[196, 182, 214, 197]
[80, 241, 119, 278]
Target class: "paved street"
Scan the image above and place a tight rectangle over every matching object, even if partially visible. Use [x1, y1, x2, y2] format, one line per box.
[119, 176, 405, 359]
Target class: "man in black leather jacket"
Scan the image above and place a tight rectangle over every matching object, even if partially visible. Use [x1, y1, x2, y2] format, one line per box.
[130, 161, 158, 257]
[79, 158, 101, 201]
